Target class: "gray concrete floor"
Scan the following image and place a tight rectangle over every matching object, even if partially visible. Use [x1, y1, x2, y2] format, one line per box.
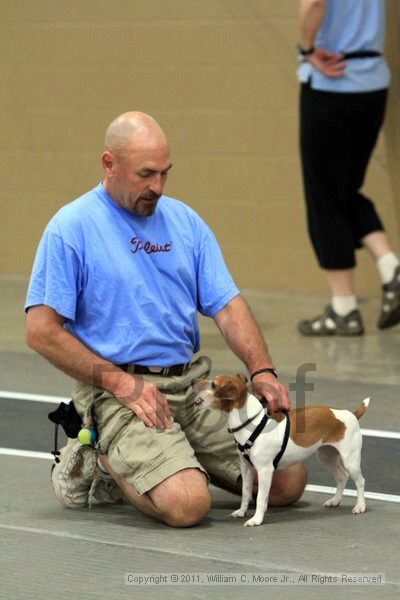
[0, 276, 399, 599]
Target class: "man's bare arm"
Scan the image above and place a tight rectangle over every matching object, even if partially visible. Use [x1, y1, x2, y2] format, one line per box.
[299, 0, 346, 78]
[26, 305, 171, 428]
[299, 0, 325, 51]
[213, 295, 290, 411]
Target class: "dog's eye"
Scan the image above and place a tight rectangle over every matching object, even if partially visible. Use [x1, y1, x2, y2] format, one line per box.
[211, 381, 216, 390]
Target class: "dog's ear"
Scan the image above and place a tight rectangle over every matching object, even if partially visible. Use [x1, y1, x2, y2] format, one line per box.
[213, 375, 248, 408]
[214, 378, 240, 403]
[236, 373, 248, 405]
[236, 373, 248, 384]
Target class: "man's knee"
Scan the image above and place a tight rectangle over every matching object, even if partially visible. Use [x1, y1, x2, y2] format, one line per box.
[153, 469, 212, 528]
[269, 463, 308, 507]
[162, 490, 211, 528]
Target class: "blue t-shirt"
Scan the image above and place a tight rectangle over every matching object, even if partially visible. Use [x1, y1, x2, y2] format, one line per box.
[25, 183, 239, 365]
[297, 0, 390, 92]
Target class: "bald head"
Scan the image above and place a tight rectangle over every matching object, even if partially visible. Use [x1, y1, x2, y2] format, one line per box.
[104, 112, 168, 156]
[101, 111, 172, 215]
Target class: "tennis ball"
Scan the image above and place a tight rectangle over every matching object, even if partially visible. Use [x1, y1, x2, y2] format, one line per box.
[78, 428, 95, 445]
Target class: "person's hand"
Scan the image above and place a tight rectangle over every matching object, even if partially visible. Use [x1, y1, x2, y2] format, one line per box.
[307, 48, 346, 78]
[251, 372, 291, 413]
[113, 373, 172, 429]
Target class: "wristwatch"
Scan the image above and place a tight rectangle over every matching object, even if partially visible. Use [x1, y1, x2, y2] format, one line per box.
[250, 367, 278, 381]
[297, 43, 315, 56]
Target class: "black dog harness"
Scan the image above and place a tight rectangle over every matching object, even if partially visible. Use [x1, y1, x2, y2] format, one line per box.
[228, 399, 291, 470]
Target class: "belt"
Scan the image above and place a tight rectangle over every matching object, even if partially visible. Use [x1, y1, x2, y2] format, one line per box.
[343, 51, 381, 60]
[119, 362, 191, 377]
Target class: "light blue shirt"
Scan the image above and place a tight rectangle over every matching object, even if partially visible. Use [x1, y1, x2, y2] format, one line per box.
[25, 184, 239, 365]
[297, 0, 390, 92]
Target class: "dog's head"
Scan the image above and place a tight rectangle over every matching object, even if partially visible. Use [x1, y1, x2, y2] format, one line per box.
[194, 373, 248, 412]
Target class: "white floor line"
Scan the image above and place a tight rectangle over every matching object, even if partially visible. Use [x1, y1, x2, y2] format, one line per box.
[0, 390, 68, 404]
[0, 523, 152, 550]
[0, 448, 52, 460]
[359, 428, 400, 440]
[1, 390, 400, 440]
[0, 446, 399, 504]
[305, 484, 400, 504]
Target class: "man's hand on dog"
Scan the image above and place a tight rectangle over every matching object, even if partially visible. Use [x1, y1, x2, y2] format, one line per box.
[251, 373, 291, 413]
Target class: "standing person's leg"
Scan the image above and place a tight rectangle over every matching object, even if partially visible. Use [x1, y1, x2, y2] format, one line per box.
[363, 232, 400, 328]
[298, 84, 363, 335]
[345, 88, 400, 329]
[345, 89, 387, 250]
[362, 232, 400, 328]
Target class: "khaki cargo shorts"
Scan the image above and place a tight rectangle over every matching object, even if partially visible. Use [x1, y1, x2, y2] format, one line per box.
[72, 356, 240, 495]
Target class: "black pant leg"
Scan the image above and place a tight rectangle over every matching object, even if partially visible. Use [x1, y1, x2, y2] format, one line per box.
[345, 89, 387, 245]
[300, 84, 356, 269]
[299, 84, 387, 270]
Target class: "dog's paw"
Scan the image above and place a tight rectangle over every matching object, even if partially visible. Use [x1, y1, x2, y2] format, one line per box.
[323, 497, 341, 508]
[351, 503, 366, 515]
[243, 516, 263, 527]
[230, 509, 247, 518]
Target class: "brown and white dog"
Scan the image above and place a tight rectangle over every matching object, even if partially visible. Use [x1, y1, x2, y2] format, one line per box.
[194, 374, 369, 527]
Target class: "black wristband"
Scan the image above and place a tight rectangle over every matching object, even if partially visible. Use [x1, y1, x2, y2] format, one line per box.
[250, 367, 278, 381]
[297, 43, 315, 56]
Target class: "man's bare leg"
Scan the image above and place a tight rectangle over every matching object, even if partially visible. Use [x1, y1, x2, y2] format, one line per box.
[99, 455, 211, 527]
[212, 463, 307, 507]
[267, 464, 308, 506]
[324, 268, 355, 297]
[361, 231, 392, 260]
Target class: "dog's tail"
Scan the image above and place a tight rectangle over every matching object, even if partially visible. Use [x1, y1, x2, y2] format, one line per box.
[353, 398, 370, 420]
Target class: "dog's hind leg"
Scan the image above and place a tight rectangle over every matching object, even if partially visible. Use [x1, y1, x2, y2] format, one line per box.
[340, 449, 366, 515]
[318, 446, 349, 508]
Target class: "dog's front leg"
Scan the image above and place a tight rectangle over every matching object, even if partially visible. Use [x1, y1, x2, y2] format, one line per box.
[230, 455, 254, 519]
[244, 463, 274, 527]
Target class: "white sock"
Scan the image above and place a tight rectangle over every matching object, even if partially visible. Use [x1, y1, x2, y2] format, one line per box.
[332, 296, 358, 316]
[377, 252, 400, 284]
